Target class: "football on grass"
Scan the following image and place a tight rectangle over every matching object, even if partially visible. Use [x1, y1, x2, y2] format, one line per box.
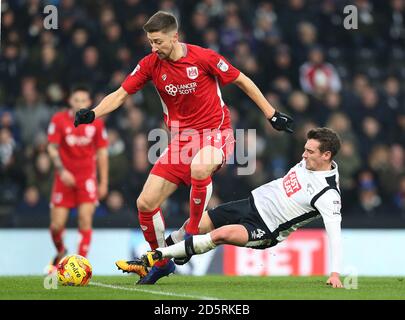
[57, 254, 92, 286]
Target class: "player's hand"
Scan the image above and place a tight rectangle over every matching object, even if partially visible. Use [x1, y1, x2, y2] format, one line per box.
[268, 111, 294, 133]
[326, 272, 343, 288]
[59, 169, 76, 187]
[98, 182, 108, 200]
[74, 108, 95, 127]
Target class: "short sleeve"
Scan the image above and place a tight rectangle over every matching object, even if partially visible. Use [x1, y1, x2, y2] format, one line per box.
[121, 55, 152, 94]
[94, 120, 108, 149]
[202, 49, 240, 86]
[314, 189, 342, 224]
[47, 114, 61, 145]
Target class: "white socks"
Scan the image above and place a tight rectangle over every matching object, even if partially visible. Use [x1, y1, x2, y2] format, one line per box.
[158, 234, 216, 259]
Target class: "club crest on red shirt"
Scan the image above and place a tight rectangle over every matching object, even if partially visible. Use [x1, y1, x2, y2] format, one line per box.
[186, 66, 198, 79]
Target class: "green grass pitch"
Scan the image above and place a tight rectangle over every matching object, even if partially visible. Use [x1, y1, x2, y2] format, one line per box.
[1, 275, 405, 300]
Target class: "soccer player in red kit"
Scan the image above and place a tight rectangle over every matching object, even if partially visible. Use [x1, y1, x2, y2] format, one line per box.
[74, 11, 293, 284]
[47, 86, 109, 271]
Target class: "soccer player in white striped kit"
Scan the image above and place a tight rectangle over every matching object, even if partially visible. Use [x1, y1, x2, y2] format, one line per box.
[139, 127, 344, 288]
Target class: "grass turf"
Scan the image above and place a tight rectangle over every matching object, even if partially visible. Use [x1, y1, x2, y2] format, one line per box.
[0, 275, 405, 300]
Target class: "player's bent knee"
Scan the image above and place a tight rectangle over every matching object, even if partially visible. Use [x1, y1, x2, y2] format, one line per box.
[78, 218, 92, 230]
[136, 195, 158, 212]
[190, 164, 212, 180]
[50, 223, 64, 232]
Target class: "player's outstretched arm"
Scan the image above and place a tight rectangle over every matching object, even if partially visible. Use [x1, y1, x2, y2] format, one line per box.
[324, 221, 343, 288]
[74, 87, 129, 127]
[232, 72, 294, 133]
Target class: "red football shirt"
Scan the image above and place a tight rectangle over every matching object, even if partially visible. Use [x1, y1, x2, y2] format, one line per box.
[121, 43, 240, 134]
[47, 110, 108, 175]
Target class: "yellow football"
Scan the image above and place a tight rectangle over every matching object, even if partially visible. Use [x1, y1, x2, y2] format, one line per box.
[57, 254, 92, 286]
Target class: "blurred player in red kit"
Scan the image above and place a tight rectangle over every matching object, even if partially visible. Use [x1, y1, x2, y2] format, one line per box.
[47, 86, 109, 270]
[74, 11, 293, 284]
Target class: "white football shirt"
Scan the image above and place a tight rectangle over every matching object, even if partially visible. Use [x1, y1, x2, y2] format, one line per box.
[251, 159, 342, 273]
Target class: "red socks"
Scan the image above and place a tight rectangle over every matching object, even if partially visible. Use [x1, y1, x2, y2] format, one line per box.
[138, 208, 169, 267]
[186, 176, 213, 235]
[51, 228, 92, 257]
[78, 229, 92, 257]
[50, 228, 65, 254]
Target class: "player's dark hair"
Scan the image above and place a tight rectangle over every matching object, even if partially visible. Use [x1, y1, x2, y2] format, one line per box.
[70, 84, 92, 97]
[307, 127, 341, 158]
[143, 11, 178, 33]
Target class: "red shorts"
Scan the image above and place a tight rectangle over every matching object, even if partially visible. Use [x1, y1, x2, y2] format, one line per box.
[150, 128, 235, 186]
[50, 173, 98, 208]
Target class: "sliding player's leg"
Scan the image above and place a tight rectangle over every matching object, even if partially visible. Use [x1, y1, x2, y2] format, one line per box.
[142, 224, 249, 267]
[165, 211, 215, 246]
[142, 197, 272, 267]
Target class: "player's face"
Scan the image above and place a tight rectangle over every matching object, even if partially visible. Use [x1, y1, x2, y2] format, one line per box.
[147, 31, 177, 60]
[69, 91, 91, 112]
[302, 139, 331, 171]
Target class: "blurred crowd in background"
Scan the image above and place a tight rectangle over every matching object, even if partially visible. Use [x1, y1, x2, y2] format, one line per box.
[1, 0, 404, 228]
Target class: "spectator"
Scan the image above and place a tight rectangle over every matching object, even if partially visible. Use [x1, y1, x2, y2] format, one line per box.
[326, 112, 358, 146]
[106, 190, 127, 215]
[350, 169, 385, 217]
[14, 77, 51, 147]
[358, 116, 385, 160]
[188, 9, 210, 46]
[15, 185, 48, 216]
[268, 44, 298, 87]
[0, 43, 25, 105]
[294, 21, 318, 64]
[32, 45, 65, 91]
[107, 129, 130, 190]
[394, 175, 405, 217]
[0, 128, 25, 217]
[26, 151, 53, 200]
[69, 46, 106, 91]
[287, 90, 312, 123]
[300, 46, 342, 97]
[368, 145, 396, 200]
[334, 140, 362, 207]
[66, 27, 91, 68]
[203, 28, 220, 52]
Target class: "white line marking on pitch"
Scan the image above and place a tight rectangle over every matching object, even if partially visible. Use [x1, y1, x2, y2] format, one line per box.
[90, 281, 220, 300]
